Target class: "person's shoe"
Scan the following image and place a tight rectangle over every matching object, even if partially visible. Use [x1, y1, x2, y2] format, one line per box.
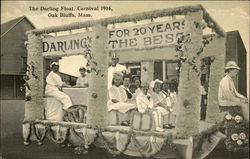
[120, 121, 129, 126]
[169, 124, 175, 128]
[155, 127, 164, 132]
[163, 124, 171, 129]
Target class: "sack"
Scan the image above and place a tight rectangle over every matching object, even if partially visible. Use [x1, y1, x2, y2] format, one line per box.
[131, 112, 152, 131]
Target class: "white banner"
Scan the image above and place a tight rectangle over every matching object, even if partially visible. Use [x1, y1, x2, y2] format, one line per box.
[42, 32, 92, 56]
[108, 19, 186, 50]
[42, 19, 186, 55]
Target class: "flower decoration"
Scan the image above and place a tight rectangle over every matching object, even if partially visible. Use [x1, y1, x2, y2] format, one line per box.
[239, 133, 246, 140]
[236, 140, 243, 146]
[92, 93, 98, 98]
[74, 146, 84, 155]
[231, 133, 239, 141]
[234, 115, 243, 123]
[244, 139, 249, 144]
[225, 114, 232, 120]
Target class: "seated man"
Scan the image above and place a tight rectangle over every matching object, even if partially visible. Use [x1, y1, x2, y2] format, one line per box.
[107, 73, 136, 125]
[218, 61, 249, 121]
[136, 81, 164, 132]
[45, 62, 73, 121]
[75, 66, 88, 88]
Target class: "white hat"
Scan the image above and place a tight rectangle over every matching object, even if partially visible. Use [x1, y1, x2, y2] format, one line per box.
[113, 72, 123, 79]
[225, 61, 240, 70]
[50, 62, 59, 68]
[111, 52, 119, 59]
[150, 79, 163, 88]
[141, 81, 149, 88]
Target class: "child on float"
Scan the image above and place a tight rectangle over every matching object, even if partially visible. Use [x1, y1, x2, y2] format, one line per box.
[150, 79, 171, 131]
[168, 80, 178, 127]
[108, 72, 136, 125]
[136, 82, 162, 132]
[74, 66, 88, 88]
[160, 80, 175, 129]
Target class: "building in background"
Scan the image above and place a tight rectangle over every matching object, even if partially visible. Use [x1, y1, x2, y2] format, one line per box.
[1, 16, 35, 99]
[225, 31, 247, 97]
[122, 30, 247, 97]
[1, 16, 247, 100]
[1, 16, 77, 100]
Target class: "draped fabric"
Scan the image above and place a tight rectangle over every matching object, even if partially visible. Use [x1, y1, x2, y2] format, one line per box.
[23, 120, 226, 158]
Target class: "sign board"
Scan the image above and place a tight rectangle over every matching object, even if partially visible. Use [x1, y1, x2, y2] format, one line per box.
[108, 19, 186, 50]
[42, 32, 92, 56]
[42, 19, 186, 55]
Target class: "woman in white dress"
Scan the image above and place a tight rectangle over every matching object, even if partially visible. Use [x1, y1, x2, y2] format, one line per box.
[150, 79, 170, 131]
[107, 73, 136, 125]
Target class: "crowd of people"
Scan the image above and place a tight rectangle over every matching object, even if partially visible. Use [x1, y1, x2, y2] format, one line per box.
[44, 53, 249, 132]
[107, 53, 178, 132]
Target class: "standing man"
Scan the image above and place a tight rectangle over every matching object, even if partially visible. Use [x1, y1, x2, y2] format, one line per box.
[45, 62, 73, 121]
[218, 61, 249, 121]
[108, 52, 127, 89]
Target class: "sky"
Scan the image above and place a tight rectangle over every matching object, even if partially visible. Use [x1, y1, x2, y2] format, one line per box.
[1, 1, 249, 82]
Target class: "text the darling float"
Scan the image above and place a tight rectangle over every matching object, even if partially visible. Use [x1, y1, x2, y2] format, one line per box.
[23, 5, 248, 158]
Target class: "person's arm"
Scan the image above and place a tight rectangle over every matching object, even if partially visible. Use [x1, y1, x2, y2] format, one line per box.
[112, 99, 120, 103]
[62, 82, 71, 88]
[136, 95, 147, 113]
[50, 73, 64, 89]
[109, 87, 120, 103]
[234, 91, 248, 101]
[148, 96, 154, 109]
[219, 78, 241, 103]
[76, 77, 80, 86]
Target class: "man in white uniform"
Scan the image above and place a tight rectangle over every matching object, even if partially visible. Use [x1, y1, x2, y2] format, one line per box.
[45, 62, 73, 121]
[218, 61, 249, 121]
[108, 52, 127, 89]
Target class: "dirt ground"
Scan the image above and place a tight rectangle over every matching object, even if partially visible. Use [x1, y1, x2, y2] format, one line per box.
[0, 100, 248, 159]
[1, 135, 248, 159]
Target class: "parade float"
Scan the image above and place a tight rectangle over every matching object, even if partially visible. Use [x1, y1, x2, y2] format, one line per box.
[22, 5, 249, 159]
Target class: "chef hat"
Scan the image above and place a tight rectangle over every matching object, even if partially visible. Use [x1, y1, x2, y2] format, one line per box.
[150, 79, 163, 88]
[50, 62, 59, 68]
[141, 81, 149, 88]
[111, 52, 119, 59]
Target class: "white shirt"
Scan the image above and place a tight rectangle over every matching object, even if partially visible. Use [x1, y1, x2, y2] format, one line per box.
[218, 74, 245, 106]
[45, 71, 63, 94]
[201, 86, 207, 95]
[136, 92, 154, 113]
[108, 64, 127, 89]
[159, 91, 172, 107]
[108, 85, 127, 103]
[76, 75, 88, 87]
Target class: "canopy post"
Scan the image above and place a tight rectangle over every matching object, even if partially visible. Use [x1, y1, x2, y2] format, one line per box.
[175, 10, 203, 138]
[206, 37, 226, 123]
[24, 33, 44, 121]
[86, 24, 109, 127]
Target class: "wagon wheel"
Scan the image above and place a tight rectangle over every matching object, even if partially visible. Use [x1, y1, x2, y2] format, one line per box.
[63, 105, 87, 123]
